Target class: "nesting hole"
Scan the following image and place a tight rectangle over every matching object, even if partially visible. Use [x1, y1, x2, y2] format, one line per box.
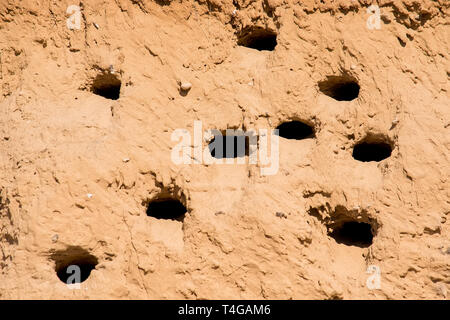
[52, 247, 98, 284]
[146, 196, 187, 221]
[275, 121, 315, 140]
[318, 75, 360, 101]
[329, 221, 374, 248]
[308, 205, 378, 248]
[237, 27, 277, 51]
[208, 130, 253, 159]
[91, 72, 121, 100]
[353, 136, 393, 162]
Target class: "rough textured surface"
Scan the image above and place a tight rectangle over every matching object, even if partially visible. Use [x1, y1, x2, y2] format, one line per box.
[0, 0, 449, 299]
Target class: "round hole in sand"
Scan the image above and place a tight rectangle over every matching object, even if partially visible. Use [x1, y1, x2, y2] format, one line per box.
[146, 197, 187, 221]
[52, 247, 98, 284]
[237, 26, 277, 51]
[275, 121, 315, 140]
[318, 75, 360, 101]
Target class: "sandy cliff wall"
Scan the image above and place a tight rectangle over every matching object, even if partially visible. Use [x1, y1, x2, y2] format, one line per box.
[0, 0, 449, 299]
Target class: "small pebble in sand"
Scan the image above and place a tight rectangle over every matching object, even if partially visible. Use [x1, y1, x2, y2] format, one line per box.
[180, 82, 192, 92]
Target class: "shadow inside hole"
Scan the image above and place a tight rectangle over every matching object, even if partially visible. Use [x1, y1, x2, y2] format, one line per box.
[146, 198, 187, 221]
[53, 249, 98, 284]
[352, 142, 392, 162]
[57, 261, 97, 284]
[91, 72, 121, 100]
[237, 27, 277, 51]
[275, 121, 314, 140]
[208, 134, 250, 159]
[318, 76, 360, 101]
[329, 221, 374, 248]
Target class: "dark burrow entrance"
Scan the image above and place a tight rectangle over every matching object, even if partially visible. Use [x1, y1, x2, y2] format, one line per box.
[208, 131, 252, 159]
[237, 26, 277, 51]
[352, 141, 392, 162]
[146, 197, 187, 221]
[91, 72, 121, 100]
[328, 221, 374, 248]
[318, 75, 360, 101]
[52, 247, 98, 284]
[308, 205, 378, 248]
[275, 121, 315, 140]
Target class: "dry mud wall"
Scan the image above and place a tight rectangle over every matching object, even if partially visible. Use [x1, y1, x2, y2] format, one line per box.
[0, 0, 449, 299]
